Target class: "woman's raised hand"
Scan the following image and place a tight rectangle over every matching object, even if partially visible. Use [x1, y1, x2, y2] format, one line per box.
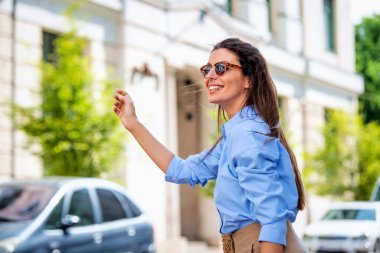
[113, 90, 174, 172]
[113, 90, 139, 131]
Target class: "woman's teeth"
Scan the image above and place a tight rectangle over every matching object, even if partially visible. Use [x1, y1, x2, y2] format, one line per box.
[209, 85, 222, 91]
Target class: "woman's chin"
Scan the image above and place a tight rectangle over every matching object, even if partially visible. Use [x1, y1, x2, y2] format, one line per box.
[208, 98, 221, 105]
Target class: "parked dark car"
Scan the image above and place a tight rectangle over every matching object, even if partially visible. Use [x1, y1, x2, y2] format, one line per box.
[0, 177, 156, 253]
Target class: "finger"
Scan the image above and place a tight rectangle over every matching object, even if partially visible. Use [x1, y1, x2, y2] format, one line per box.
[114, 95, 123, 102]
[114, 94, 128, 103]
[117, 90, 127, 96]
[114, 96, 123, 104]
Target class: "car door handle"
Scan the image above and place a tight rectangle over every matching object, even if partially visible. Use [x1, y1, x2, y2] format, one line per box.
[92, 232, 103, 244]
[49, 241, 61, 252]
[127, 226, 136, 237]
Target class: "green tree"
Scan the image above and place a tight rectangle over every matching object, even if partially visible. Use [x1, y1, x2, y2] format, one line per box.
[15, 27, 124, 177]
[303, 110, 380, 200]
[355, 14, 380, 123]
[303, 110, 359, 199]
[357, 122, 380, 199]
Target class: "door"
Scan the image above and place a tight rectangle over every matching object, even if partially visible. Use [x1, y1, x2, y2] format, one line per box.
[39, 188, 103, 253]
[95, 188, 146, 253]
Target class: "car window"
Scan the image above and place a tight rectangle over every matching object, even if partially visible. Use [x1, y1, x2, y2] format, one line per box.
[113, 191, 142, 218]
[323, 208, 376, 221]
[374, 190, 380, 201]
[45, 198, 64, 230]
[68, 189, 95, 226]
[96, 188, 126, 222]
[0, 185, 56, 221]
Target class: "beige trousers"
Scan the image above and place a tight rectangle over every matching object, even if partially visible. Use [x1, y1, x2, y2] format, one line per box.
[221, 222, 310, 253]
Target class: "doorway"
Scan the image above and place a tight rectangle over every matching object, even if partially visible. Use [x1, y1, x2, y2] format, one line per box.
[176, 72, 202, 241]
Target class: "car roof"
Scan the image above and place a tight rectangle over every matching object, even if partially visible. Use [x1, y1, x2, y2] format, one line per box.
[0, 177, 122, 190]
[329, 201, 380, 210]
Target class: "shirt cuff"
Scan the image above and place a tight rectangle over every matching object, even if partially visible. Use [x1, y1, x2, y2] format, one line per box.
[258, 219, 287, 246]
[165, 156, 182, 183]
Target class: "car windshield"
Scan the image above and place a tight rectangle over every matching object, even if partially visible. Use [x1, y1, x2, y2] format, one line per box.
[0, 184, 57, 221]
[322, 208, 376, 221]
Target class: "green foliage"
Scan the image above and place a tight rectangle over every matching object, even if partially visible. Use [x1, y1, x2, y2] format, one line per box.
[15, 28, 124, 177]
[303, 110, 359, 199]
[355, 14, 380, 123]
[356, 122, 380, 199]
[303, 110, 380, 200]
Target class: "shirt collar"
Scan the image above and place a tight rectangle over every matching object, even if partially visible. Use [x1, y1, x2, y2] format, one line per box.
[221, 105, 264, 139]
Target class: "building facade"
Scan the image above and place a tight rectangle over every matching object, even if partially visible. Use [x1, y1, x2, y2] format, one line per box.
[0, 0, 363, 252]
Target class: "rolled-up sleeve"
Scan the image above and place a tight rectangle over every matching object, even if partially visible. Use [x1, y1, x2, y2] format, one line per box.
[235, 146, 294, 246]
[165, 147, 220, 187]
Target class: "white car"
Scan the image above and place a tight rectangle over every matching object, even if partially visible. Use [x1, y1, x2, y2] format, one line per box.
[303, 201, 380, 253]
[370, 176, 380, 201]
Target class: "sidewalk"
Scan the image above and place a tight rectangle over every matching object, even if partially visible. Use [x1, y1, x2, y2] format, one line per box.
[187, 241, 222, 253]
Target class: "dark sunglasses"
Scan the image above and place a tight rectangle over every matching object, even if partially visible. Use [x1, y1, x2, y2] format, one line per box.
[200, 61, 242, 77]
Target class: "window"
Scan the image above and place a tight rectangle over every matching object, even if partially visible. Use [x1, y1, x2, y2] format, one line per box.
[0, 185, 56, 221]
[43, 31, 58, 63]
[324, 108, 332, 123]
[323, 209, 376, 221]
[45, 198, 64, 230]
[68, 189, 95, 226]
[113, 191, 142, 218]
[224, 0, 248, 22]
[323, 0, 336, 52]
[374, 189, 380, 201]
[266, 0, 272, 32]
[226, 0, 233, 14]
[96, 189, 126, 222]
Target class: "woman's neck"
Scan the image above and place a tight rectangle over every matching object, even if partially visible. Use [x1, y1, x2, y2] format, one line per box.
[223, 102, 246, 119]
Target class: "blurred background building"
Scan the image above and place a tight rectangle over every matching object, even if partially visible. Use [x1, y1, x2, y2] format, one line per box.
[0, 0, 364, 252]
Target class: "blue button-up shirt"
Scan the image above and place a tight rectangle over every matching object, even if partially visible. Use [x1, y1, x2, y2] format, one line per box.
[165, 106, 299, 246]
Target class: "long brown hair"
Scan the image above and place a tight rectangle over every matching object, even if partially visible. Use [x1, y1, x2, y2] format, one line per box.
[212, 38, 305, 210]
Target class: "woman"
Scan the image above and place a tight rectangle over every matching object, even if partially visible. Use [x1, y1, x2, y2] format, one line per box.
[113, 38, 308, 253]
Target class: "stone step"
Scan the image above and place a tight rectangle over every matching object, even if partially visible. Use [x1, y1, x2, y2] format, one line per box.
[187, 241, 222, 253]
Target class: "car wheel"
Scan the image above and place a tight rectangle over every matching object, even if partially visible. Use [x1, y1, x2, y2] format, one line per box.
[374, 239, 380, 253]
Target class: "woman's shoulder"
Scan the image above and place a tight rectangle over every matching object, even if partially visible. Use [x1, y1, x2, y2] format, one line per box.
[230, 122, 279, 151]
[230, 118, 270, 139]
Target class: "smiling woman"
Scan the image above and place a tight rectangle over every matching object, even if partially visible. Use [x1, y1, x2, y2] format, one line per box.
[113, 37, 308, 253]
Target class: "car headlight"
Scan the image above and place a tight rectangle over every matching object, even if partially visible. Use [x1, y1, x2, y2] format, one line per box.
[353, 234, 368, 241]
[0, 237, 19, 253]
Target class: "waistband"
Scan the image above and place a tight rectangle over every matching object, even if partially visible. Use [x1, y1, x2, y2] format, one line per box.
[221, 222, 261, 253]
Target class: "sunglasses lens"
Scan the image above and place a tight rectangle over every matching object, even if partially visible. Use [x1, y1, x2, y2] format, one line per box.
[201, 65, 211, 77]
[200, 63, 229, 77]
[215, 63, 226, 75]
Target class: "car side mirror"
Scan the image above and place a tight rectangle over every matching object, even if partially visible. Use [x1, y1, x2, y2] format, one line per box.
[59, 214, 80, 235]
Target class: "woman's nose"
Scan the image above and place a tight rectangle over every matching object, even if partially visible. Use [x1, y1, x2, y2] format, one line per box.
[205, 68, 217, 79]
